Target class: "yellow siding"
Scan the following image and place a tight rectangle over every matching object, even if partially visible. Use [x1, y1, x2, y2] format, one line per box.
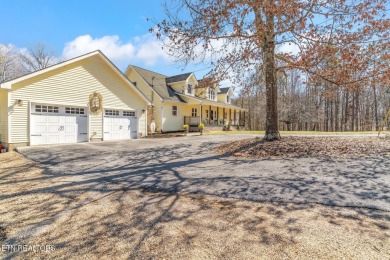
[153, 98, 163, 132]
[162, 102, 194, 131]
[170, 82, 185, 94]
[10, 55, 147, 143]
[126, 69, 163, 132]
[126, 70, 154, 101]
[0, 90, 8, 142]
[217, 93, 228, 103]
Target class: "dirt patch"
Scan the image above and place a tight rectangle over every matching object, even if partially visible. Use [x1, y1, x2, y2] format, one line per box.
[216, 136, 390, 158]
[0, 226, 6, 242]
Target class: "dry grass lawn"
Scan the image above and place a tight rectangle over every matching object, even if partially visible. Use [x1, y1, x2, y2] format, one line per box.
[0, 152, 389, 259]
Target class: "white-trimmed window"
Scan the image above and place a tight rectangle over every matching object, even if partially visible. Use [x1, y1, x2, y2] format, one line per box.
[123, 111, 136, 117]
[65, 107, 85, 114]
[105, 110, 119, 116]
[208, 88, 215, 100]
[172, 106, 178, 116]
[205, 110, 209, 118]
[226, 95, 230, 103]
[192, 108, 197, 117]
[35, 105, 59, 113]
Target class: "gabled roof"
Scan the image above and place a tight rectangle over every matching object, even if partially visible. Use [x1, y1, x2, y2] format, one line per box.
[219, 87, 231, 94]
[129, 65, 185, 103]
[165, 72, 192, 84]
[0, 50, 150, 104]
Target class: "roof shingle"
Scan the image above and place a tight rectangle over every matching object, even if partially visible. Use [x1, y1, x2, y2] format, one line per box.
[129, 65, 185, 103]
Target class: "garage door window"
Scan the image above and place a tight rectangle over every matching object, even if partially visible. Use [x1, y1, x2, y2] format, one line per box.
[35, 105, 59, 113]
[123, 111, 136, 117]
[105, 110, 119, 116]
[65, 107, 85, 114]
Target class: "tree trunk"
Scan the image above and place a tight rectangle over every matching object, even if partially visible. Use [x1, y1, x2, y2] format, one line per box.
[335, 90, 340, 131]
[263, 11, 280, 141]
[373, 85, 379, 131]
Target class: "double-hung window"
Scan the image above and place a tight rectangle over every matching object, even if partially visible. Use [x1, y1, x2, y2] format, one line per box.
[208, 88, 215, 100]
[192, 108, 197, 117]
[187, 84, 193, 95]
[172, 106, 178, 116]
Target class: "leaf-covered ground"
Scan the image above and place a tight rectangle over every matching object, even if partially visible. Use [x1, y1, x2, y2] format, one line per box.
[216, 136, 390, 158]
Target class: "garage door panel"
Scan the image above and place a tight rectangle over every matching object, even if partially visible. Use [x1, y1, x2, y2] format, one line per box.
[35, 115, 47, 123]
[48, 135, 60, 143]
[48, 126, 59, 133]
[64, 125, 76, 133]
[48, 116, 60, 123]
[65, 116, 76, 123]
[64, 135, 76, 143]
[35, 125, 47, 133]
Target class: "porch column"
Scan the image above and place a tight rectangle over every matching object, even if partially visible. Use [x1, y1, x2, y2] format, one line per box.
[208, 105, 211, 124]
[223, 108, 226, 125]
[229, 109, 232, 124]
[200, 103, 202, 124]
[217, 107, 219, 124]
[234, 109, 236, 125]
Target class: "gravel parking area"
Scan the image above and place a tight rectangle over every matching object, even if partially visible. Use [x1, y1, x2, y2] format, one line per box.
[0, 135, 389, 258]
[17, 135, 390, 211]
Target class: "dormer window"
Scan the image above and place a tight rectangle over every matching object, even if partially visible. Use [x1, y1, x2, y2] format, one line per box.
[187, 84, 193, 95]
[208, 88, 215, 100]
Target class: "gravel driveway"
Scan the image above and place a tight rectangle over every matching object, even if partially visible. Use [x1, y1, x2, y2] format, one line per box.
[18, 134, 390, 212]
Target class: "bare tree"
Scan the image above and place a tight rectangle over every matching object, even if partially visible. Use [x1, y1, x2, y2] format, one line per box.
[153, 0, 389, 140]
[19, 42, 58, 73]
[0, 45, 24, 82]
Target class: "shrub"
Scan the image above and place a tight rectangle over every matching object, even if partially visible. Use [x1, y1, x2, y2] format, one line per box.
[183, 124, 189, 130]
[198, 123, 205, 130]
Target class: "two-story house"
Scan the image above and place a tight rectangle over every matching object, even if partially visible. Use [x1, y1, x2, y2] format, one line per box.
[125, 65, 246, 133]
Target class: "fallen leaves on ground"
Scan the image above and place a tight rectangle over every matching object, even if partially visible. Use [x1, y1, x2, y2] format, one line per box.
[215, 136, 390, 158]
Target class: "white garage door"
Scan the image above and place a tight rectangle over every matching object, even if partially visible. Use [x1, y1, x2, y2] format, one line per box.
[30, 104, 88, 145]
[103, 109, 138, 140]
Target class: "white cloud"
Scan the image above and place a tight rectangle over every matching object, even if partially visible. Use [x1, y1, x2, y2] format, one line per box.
[279, 42, 300, 55]
[62, 34, 173, 69]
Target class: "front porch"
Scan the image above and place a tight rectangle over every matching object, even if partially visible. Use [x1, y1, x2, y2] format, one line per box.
[184, 105, 246, 128]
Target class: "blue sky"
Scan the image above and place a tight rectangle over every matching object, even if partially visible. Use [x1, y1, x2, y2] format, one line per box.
[1, 0, 209, 77]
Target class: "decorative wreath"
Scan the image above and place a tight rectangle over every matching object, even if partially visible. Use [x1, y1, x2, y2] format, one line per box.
[89, 92, 103, 115]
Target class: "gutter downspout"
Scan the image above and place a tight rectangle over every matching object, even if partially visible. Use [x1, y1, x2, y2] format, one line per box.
[161, 100, 165, 133]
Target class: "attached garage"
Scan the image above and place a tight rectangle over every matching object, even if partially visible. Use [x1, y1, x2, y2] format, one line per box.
[0, 50, 150, 150]
[103, 109, 138, 140]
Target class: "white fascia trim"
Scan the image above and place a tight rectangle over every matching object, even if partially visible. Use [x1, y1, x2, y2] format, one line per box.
[7, 89, 11, 143]
[162, 99, 187, 104]
[188, 73, 198, 85]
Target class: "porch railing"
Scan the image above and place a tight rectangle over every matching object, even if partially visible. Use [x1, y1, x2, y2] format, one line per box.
[184, 116, 200, 126]
[185, 116, 245, 127]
